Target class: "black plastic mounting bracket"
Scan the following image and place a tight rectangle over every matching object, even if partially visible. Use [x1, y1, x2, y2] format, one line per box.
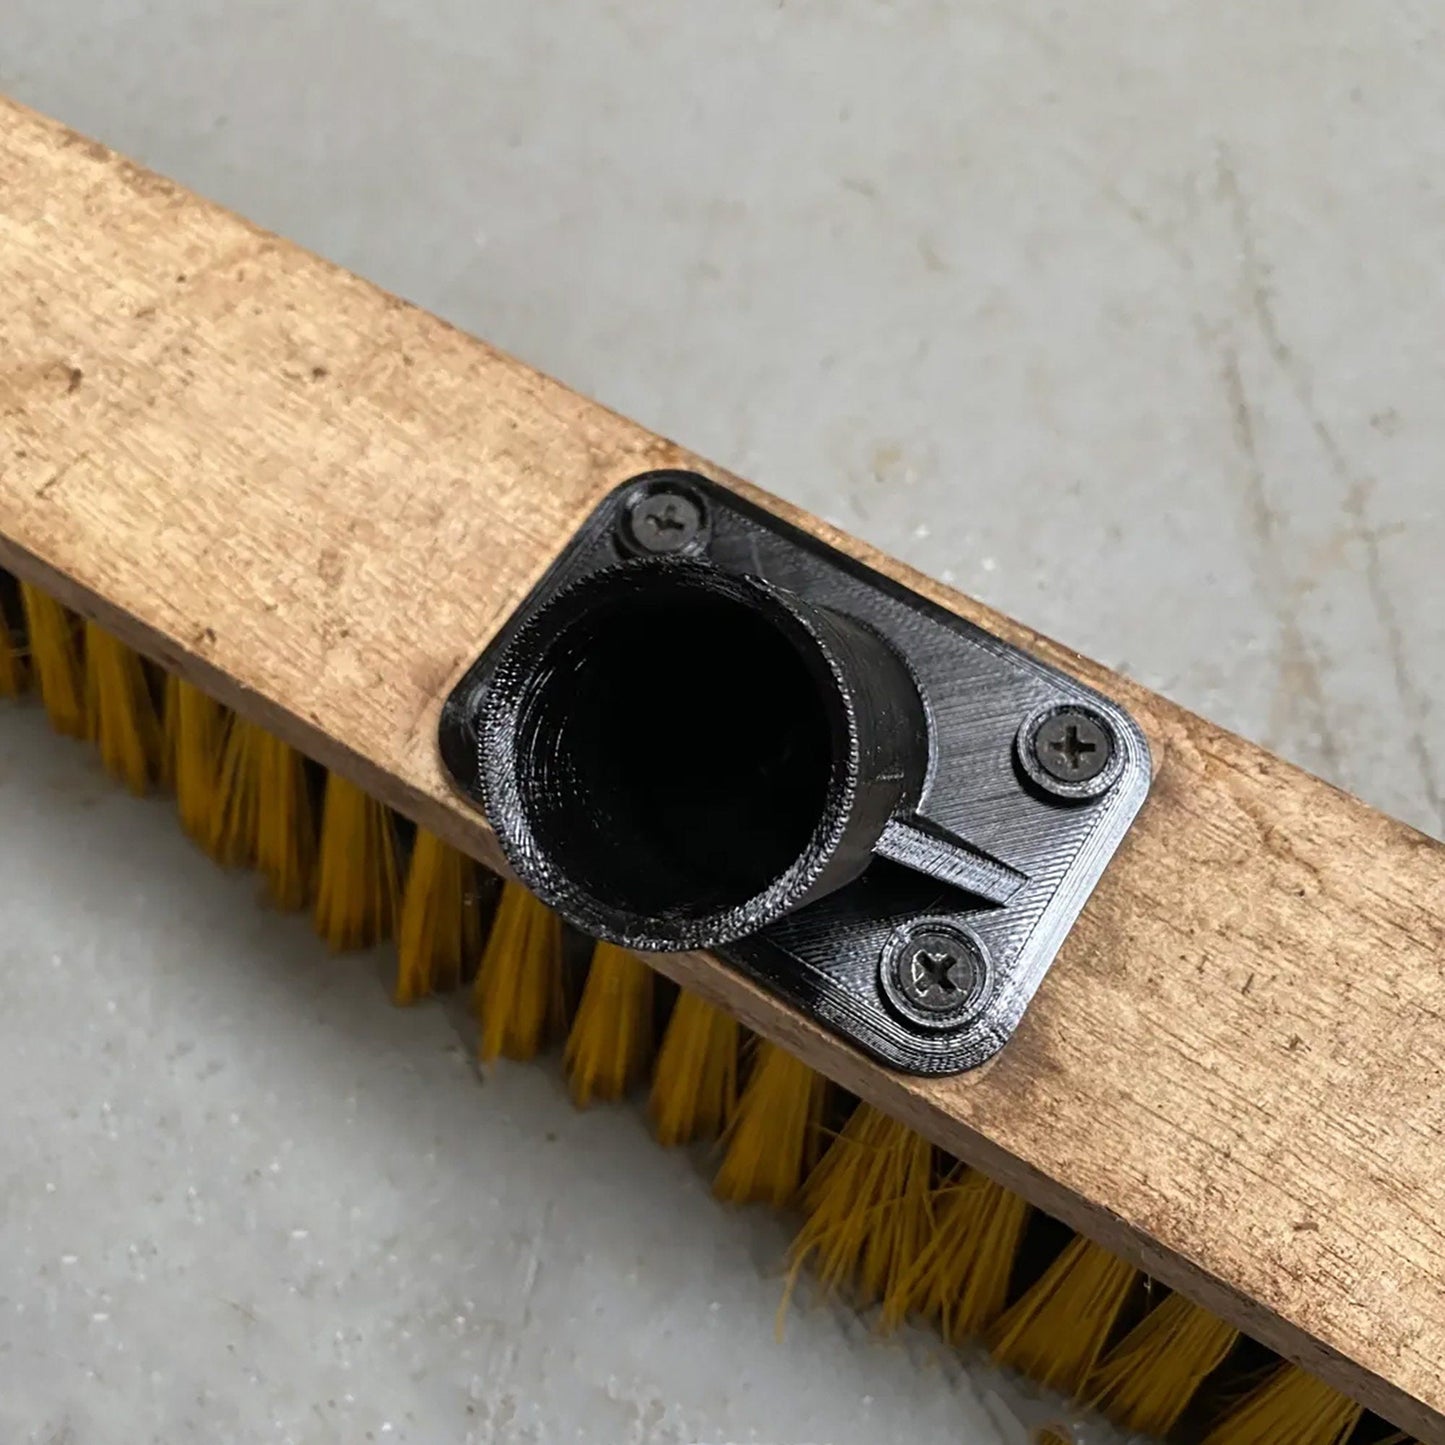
[439, 471, 1151, 1075]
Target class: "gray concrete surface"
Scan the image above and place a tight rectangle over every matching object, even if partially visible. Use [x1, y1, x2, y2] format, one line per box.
[1, 2, 1442, 1442]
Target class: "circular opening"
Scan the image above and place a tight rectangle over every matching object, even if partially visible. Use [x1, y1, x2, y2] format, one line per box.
[513, 578, 838, 926]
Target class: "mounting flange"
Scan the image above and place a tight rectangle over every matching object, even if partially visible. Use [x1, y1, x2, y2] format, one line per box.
[440, 471, 1151, 1075]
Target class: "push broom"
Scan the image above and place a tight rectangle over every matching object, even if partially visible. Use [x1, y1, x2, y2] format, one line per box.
[2, 94, 1441, 1445]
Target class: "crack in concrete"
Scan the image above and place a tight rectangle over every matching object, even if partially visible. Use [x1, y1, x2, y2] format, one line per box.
[1217, 347, 1344, 779]
[1218, 151, 1443, 835]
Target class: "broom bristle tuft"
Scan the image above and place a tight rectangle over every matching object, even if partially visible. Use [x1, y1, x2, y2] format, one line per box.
[881, 1169, 1029, 1343]
[563, 941, 655, 1107]
[989, 1235, 1139, 1394]
[648, 990, 740, 1146]
[313, 772, 398, 948]
[1087, 1292, 1239, 1435]
[784, 1106, 934, 1318]
[712, 1042, 826, 1208]
[21, 583, 85, 736]
[162, 675, 230, 843]
[1198, 1364, 1364, 1445]
[472, 882, 565, 1061]
[255, 730, 316, 910]
[394, 829, 480, 1004]
[83, 621, 162, 793]
[0, 583, 27, 698]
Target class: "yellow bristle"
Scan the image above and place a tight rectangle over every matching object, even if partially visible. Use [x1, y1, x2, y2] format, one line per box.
[712, 1042, 826, 1208]
[20, 583, 84, 736]
[313, 772, 398, 949]
[785, 1105, 934, 1309]
[788, 1106, 885, 1291]
[254, 730, 316, 910]
[1034, 1429, 1075, 1445]
[989, 1235, 1139, 1393]
[0, 595, 25, 697]
[1198, 1365, 1364, 1445]
[881, 1170, 1030, 1343]
[472, 882, 565, 1062]
[563, 941, 655, 1107]
[209, 718, 265, 867]
[162, 675, 229, 844]
[1087, 1292, 1240, 1435]
[394, 829, 480, 1005]
[856, 1122, 933, 1307]
[83, 621, 162, 793]
[648, 989, 740, 1146]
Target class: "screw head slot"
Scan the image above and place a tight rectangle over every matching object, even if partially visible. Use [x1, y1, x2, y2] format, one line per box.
[616, 472, 710, 557]
[1017, 703, 1123, 801]
[880, 920, 991, 1030]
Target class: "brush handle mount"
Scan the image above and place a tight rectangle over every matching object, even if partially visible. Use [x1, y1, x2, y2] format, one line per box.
[440, 472, 1151, 1074]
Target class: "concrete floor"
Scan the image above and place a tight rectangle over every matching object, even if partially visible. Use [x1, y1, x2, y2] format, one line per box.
[1, 2, 1442, 1441]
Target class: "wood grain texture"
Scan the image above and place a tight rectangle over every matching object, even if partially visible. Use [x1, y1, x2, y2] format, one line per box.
[2, 95, 1442, 1439]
